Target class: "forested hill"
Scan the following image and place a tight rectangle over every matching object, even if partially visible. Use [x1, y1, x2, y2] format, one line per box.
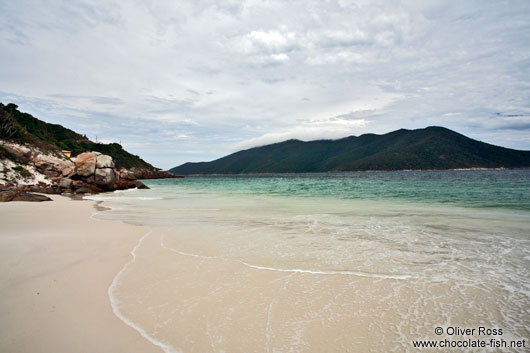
[0, 102, 157, 171]
[170, 126, 530, 174]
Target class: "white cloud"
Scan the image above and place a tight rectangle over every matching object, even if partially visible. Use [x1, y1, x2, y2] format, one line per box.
[270, 53, 289, 62]
[233, 117, 369, 151]
[246, 30, 296, 52]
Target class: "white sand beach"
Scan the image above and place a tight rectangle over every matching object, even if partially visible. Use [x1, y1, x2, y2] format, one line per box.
[0, 195, 161, 353]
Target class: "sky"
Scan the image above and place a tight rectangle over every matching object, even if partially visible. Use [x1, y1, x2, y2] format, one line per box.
[1, 0, 529, 169]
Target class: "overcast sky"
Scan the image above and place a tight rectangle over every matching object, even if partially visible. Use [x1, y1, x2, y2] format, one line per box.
[1, 0, 529, 169]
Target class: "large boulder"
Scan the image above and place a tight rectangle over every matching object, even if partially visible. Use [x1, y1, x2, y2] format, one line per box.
[32, 154, 75, 178]
[58, 178, 73, 189]
[96, 154, 114, 169]
[95, 168, 118, 189]
[72, 152, 97, 177]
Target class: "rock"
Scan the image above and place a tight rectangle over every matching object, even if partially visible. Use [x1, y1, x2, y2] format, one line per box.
[58, 178, 73, 189]
[88, 184, 103, 193]
[95, 168, 117, 188]
[32, 154, 75, 178]
[30, 185, 43, 193]
[0, 190, 52, 202]
[43, 185, 63, 194]
[96, 154, 114, 169]
[0, 191, 15, 201]
[119, 168, 136, 180]
[0, 142, 32, 161]
[156, 170, 182, 178]
[72, 152, 96, 177]
[61, 163, 75, 177]
[16, 185, 31, 192]
[29, 193, 52, 202]
[118, 179, 149, 190]
[74, 187, 94, 194]
[133, 180, 149, 189]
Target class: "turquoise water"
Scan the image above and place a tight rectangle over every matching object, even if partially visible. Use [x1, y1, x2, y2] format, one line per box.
[143, 169, 530, 210]
[89, 169, 530, 352]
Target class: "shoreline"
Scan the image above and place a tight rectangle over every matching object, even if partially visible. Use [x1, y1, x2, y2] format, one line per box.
[0, 195, 162, 353]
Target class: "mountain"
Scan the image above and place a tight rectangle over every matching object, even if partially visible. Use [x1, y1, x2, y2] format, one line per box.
[170, 126, 530, 174]
[0, 102, 157, 171]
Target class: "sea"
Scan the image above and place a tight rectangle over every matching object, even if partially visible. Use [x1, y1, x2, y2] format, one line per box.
[87, 169, 530, 353]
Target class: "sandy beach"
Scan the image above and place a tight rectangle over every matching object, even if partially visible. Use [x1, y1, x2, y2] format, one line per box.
[0, 195, 161, 353]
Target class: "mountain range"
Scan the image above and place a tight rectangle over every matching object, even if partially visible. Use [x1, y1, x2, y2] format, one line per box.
[170, 126, 530, 174]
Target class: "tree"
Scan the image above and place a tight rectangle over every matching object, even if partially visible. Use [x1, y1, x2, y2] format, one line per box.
[6, 103, 19, 111]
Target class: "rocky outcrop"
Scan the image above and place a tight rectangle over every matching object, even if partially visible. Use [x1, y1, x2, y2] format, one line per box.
[0, 142, 76, 178]
[129, 168, 183, 179]
[0, 142, 156, 201]
[69, 151, 144, 191]
[0, 138, 184, 202]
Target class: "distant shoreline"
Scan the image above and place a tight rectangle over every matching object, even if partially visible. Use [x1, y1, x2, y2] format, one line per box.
[173, 167, 529, 177]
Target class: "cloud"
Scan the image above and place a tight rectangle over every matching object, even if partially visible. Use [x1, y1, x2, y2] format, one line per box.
[246, 29, 297, 53]
[233, 117, 369, 151]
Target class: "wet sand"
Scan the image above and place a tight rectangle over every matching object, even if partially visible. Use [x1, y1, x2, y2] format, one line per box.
[0, 195, 161, 353]
[112, 226, 514, 353]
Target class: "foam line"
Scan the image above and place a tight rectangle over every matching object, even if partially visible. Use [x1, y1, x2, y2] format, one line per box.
[160, 236, 414, 280]
[237, 261, 415, 279]
[108, 230, 180, 353]
[117, 187, 138, 192]
[85, 196, 162, 200]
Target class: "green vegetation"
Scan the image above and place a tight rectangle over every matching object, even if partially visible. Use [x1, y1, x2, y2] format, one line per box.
[0, 102, 158, 171]
[12, 165, 32, 178]
[170, 127, 530, 174]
